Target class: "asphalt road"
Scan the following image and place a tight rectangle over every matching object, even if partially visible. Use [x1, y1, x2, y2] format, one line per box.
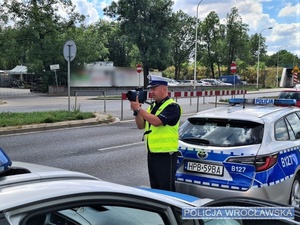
[0, 87, 281, 120]
[0, 87, 283, 187]
[0, 90, 226, 120]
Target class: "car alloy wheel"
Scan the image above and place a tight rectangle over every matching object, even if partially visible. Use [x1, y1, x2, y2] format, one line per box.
[290, 174, 300, 207]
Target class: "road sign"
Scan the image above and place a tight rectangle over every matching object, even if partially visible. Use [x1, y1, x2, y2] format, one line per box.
[230, 62, 237, 74]
[137, 64, 142, 73]
[63, 40, 77, 112]
[292, 65, 299, 74]
[63, 40, 77, 62]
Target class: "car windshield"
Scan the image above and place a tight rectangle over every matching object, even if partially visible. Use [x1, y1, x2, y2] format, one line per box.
[278, 91, 300, 100]
[179, 118, 264, 147]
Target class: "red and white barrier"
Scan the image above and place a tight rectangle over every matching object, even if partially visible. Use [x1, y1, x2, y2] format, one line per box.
[120, 89, 247, 120]
[122, 89, 246, 100]
[294, 73, 298, 84]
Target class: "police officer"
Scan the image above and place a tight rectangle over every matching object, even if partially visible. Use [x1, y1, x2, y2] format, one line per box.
[130, 75, 181, 191]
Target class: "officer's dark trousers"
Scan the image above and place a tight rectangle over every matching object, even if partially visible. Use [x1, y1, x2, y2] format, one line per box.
[147, 151, 178, 191]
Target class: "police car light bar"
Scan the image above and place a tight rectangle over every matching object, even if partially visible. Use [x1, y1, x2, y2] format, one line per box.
[0, 147, 12, 173]
[229, 98, 296, 106]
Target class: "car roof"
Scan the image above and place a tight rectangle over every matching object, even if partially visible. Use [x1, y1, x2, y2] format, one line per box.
[189, 104, 300, 123]
[0, 161, 98, 188]
[0, 162, 210, 212]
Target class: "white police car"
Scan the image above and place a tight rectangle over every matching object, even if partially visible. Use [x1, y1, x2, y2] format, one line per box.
[2, 147, 300, 224]
[175, 98, 300, 207]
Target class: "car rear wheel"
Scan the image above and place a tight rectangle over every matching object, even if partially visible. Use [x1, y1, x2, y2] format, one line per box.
[290, 174, 300, 207]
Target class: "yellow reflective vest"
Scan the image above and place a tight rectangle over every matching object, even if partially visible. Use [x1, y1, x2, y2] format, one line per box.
[145, 98, 181, 153]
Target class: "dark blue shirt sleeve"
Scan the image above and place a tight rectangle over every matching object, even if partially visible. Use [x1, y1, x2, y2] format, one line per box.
[157, 103, 181, 126]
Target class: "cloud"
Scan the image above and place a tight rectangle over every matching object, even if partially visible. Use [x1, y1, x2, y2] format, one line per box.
[173, 0, 299, 56]
[71, 0, 100, 24]
[278, 3, 300, 17]
[174, 0, 272, 32]
[59, 0, 116, 24]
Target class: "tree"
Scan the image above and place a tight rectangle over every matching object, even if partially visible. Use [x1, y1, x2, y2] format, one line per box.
[104, 0, 174, 87]
[266, 50, 298, 68]
[0, 27, 23, 69]
[0, 0, 85, 85]
[68, 22, 110, 64]
[169, 10, 195, 80]
[223, 7, 249, 73]
[199, 11, 222, 78]
[100, 21, 137, 67]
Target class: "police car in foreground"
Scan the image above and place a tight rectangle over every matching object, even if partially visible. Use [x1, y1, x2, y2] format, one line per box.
[0, 147, 211, 225]
[2, 148, 300, 225]
[0, 147, 286, 225]
[176, 98, 300, 207]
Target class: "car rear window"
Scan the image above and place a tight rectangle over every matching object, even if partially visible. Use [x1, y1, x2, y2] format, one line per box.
[179, 118, 264, 147]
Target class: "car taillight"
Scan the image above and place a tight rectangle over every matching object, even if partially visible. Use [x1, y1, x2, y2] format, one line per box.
[226, 153, 278, 172]
[255, 154, 278, 172]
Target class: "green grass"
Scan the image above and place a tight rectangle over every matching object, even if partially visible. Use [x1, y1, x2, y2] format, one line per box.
[0, 110, 95, 127]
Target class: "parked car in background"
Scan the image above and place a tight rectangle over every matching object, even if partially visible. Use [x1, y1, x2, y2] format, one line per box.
[178, 80, 196, 86]
[176, 97, 300, 208]
[197, 80, 212, 86]
[201, 79, 219, 85]
[179, 80, 210, 86]
[216, 79, 233, 86]
[201, 79, 232, 86]
[166, 78, 180, 86]
[277, 89, 300, 107]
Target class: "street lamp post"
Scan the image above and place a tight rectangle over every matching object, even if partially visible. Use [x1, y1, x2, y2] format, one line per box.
[256, 27, 273, 89]
[193, 0, 203, 89]
[276, 52, 279, 88]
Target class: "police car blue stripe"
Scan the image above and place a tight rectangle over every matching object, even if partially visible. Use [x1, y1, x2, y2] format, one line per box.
[178, 145, 300, 191]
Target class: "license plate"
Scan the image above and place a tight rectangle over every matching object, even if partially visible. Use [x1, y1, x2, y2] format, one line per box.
[185, 161, 224, 176]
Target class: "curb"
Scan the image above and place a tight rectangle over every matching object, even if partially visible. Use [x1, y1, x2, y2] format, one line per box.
[0, 114, 118, 135]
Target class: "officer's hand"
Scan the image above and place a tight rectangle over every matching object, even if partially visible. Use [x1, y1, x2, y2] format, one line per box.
[130, 96, 140, 111]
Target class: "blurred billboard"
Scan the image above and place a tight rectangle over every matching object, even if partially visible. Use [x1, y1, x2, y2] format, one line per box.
[70, 61, 144, 87]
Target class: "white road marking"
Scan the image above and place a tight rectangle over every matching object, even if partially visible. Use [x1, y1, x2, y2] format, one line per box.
[97, 142, 142, 151]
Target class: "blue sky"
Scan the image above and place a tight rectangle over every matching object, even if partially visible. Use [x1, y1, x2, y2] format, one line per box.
[70, 0, 300, 57]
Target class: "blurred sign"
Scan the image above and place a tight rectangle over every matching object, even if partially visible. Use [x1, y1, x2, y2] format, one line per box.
[70, 66, 144, 87]
[92, 61, 114, 66]
[50, 64, 60, 70]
